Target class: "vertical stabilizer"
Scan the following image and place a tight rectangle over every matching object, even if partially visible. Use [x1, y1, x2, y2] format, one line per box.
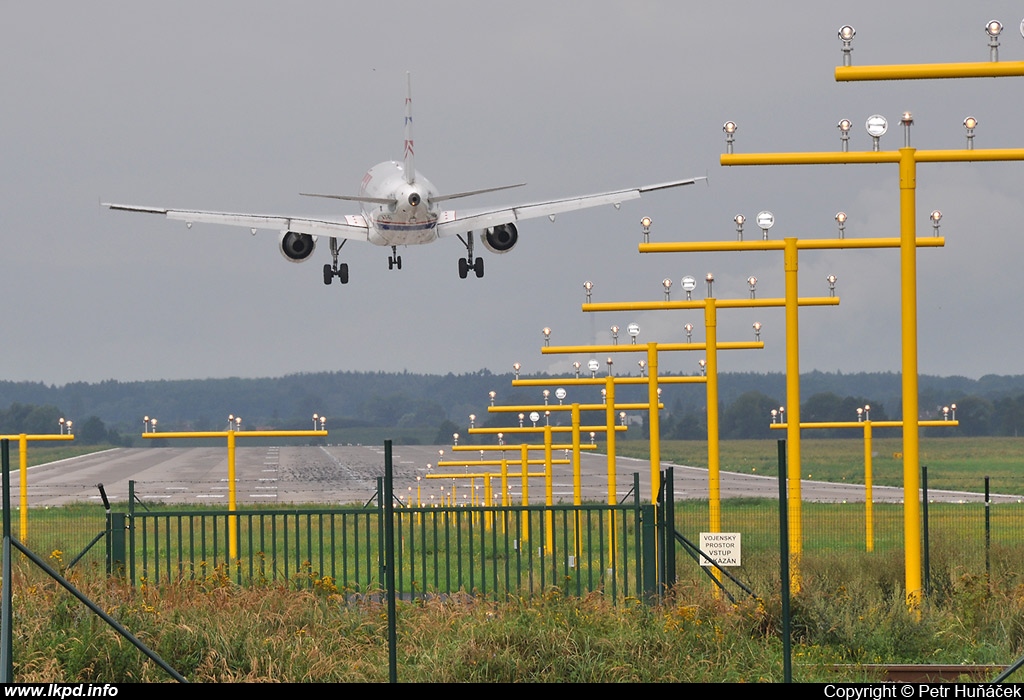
[403, 72, 414, 185]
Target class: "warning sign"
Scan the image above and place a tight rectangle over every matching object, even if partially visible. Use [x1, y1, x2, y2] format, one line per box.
[699, 532, 741, 567]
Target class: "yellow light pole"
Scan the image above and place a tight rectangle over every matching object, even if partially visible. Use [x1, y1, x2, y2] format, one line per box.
[584, 291, 837, 544]
[1, 433, 76, 542]
[771, 411, 958, 552]
[539, 340, 762, 502]
[142, 422, 328, 560]
[719, 134, 1024, 606]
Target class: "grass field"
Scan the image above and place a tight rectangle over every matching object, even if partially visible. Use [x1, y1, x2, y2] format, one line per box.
[618, 436, 1024, 493]
[5, 437, 1024, 681]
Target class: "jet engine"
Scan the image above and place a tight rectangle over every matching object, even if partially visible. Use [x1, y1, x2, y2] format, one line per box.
[482, 223, 518, 254]
[278, 231, 316, 262]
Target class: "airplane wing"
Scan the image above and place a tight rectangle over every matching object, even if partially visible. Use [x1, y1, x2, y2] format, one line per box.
[101, 203, 370, 242]
[434, 177, 705, 238]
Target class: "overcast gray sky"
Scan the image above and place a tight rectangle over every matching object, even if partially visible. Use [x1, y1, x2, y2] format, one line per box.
[3, 1, 1023, 386]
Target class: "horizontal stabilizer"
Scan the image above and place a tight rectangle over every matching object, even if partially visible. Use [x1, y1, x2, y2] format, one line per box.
[299, 192, 398, 205]
[430, 183, 527, 203]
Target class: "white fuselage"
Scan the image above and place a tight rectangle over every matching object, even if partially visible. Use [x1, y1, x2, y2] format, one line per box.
[361, 161, 440, 247]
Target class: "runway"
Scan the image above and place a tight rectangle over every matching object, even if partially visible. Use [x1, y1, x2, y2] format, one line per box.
[8, 444, 1017, 508]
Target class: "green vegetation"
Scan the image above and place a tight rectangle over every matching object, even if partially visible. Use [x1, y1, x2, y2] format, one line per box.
[7, 542, 1024, 682]
[618, 436, 1024, 493]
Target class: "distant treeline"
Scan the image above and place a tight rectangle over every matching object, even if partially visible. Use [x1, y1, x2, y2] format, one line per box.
[1, 369, 1023, 443]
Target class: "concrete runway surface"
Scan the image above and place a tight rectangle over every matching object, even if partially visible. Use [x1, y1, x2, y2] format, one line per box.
[8, 444, 1018, 508]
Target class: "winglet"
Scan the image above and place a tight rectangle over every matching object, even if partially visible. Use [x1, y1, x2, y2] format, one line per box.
[403, 71, 414, 185]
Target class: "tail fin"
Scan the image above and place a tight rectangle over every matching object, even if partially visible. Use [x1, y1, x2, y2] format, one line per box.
[403, 72, 414, 185]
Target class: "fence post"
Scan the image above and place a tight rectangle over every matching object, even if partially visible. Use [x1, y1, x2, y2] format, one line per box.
[641, 503, 658, 604]
[921, 465, 930, 597]
[108, 513, 126, 578]
[128, 480, 136, 585]
[662, 467, 676, 594]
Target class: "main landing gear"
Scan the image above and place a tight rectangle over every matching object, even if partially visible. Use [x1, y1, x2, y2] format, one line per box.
[457, 231, 485, 279]
[323, 238, 350, 286]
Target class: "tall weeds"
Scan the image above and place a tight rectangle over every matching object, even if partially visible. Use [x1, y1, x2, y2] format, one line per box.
[8, 546, 1024, 682]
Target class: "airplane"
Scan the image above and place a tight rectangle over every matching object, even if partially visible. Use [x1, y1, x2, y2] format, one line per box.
[103, 73, 705, 286]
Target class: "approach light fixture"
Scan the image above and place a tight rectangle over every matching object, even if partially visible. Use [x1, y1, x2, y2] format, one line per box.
[698, 358, 707, 377]
[837, 119, 852, 151]
[684, 322, 694, 342]
[826, 274, 838, 297]
[513, 362, 521, 379]
[756, 210, 774, 239]
[627, 322, 640, 344]
[542, 327, 551, 346]
[312, 413, 319, 430]
[489, 391, 496, 406]
[610, 325, 620, 344]
[835, 211, 847, 238]
[619, 411, 627, 427]
[752, 321, 762, 340]
[771, 408, 779, 424]
[950, 403, 957, 420]
[987, 20, 1003, 61]
[863, 404, 871, 421]
[747, 275, 758, 299]
[469, 414, 476, 428]
[641, 216, 653, 244]
[590, 431, 596, 444]
[583, 280, 593, 303]
[942, 406, 950, 421]
[573, 361, 582, 379]
[838, 25, 856, 66]
[900, 111, 914, 148]
[857, 407, 864, 422]
[543, 389, 550, 405]
[705, 272, 715, 297]
[452, 432, 459, 446]
[734, 214, 746, 241]
[588, 359, 600, 378]
[964, 116, 978, 149]
[663, 277, 673, 300]
[518, 412, 525, 427]
[637, 359, 647, 377]
[606, 357, 614, 376]
[930, 210, 942, 237]
[681, 275, 697, 300]
[723, 121, 737, 153]
[865, 114, 887, 151]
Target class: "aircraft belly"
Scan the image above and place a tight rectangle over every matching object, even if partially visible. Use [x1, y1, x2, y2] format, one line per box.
[368, 226, 438, 246]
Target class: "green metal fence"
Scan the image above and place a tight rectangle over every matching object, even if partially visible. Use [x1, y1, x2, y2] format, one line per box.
[117, 500, 652, 601]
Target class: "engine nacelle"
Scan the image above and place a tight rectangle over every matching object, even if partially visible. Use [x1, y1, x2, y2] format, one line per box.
[482, 223, 518, 254]
[278, 231, 316, 263]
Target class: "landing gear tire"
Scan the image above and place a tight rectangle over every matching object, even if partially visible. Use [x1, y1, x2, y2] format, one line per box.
[474, 257, 484, 278]
[324, 263, 350, 285]
[458, 257, 469, 279]
[396, 255, 402, 270]
[388, 257, 394, 270]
